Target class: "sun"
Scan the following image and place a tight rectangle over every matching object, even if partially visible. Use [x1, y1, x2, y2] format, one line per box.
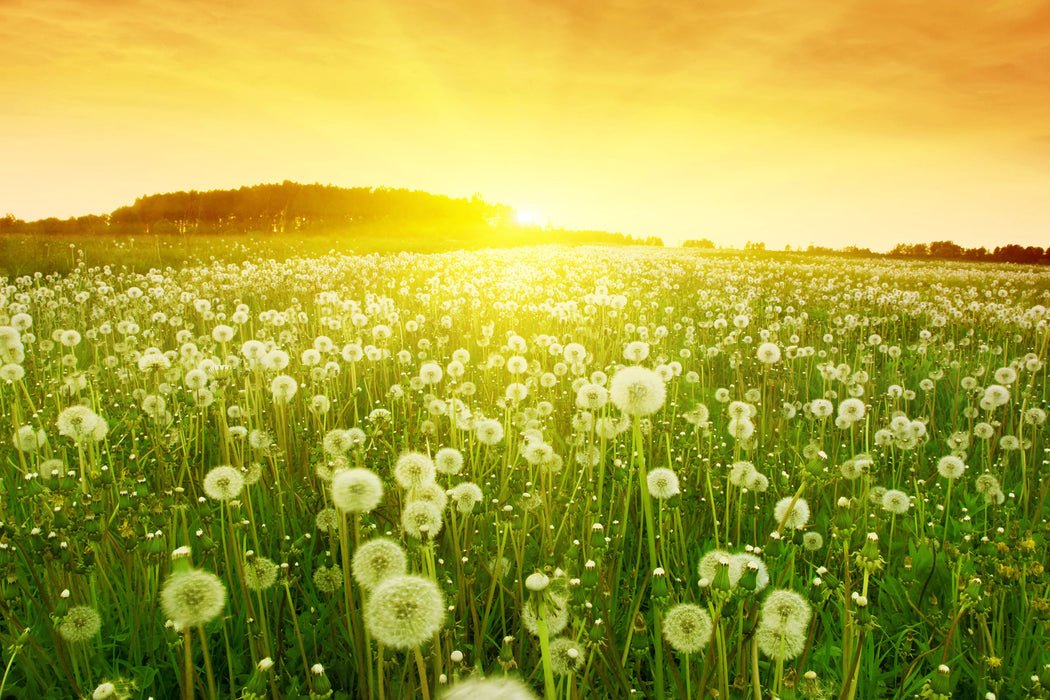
[516, 209, 541, 226]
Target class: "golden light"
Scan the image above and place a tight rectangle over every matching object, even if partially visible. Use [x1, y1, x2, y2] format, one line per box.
[516, 209, 541, 226]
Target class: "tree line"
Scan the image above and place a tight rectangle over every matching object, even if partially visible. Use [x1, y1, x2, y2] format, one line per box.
[682, 238, 1050, 265]
[0, 182, 661, 246]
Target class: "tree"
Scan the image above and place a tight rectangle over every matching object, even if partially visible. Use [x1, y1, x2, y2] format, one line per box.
[929, 240, 964, 259]
[0, 214, 25, 234]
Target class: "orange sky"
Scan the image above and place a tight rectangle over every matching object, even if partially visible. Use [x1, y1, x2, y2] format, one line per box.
[3, 0, 1050, 249]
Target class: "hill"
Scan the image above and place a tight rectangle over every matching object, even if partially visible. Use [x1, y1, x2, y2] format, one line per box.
[0, 181, 661, 247]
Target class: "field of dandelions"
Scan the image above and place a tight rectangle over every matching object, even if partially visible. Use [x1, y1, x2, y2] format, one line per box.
[1, 246, 1048, 700]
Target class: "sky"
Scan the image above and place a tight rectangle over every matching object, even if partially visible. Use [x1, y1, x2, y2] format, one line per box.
[3, 0, 1050, 250]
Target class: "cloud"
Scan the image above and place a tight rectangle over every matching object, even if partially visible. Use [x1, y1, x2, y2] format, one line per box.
[2, 0, 1050, 248]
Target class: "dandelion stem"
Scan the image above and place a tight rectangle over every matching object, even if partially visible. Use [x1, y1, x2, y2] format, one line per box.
[414, 645, 432, 700]
[941, 478, 953, 548]
[632, 421, 666, 700]
[0, 635, 24, 698]
[183, 630, 194, 700]
[750, 635, 761, 700]
[536, 596, 557, 700]
[196, 626, 217, 700]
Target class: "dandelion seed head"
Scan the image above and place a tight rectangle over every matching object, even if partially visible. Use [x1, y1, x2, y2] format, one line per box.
[1024, 407, 1047, 426]
[609, 366, 666, 417]
[0, 363, 25, 383]
[12, 425, 45, 452]
[475, 418, 504, 445]
[756, 342, 781, 364]
[441, 676, 538, 700]
[575, 383, 609, 410]
[760, 589, 812, 632]
[243, 554, 279, 591]
[975, 474, 1001, 494]
[435, 447, 464, 475]
[802, 532, 824, 551]
[729, 461, 756, 486]
[395, 452, 437, 488]
[411, 481, 449, 512]
[755, 624, 806, 661]
[747, 472, 769, 492]
[999, 435, 1020, 451]
[451, 482, 484, 514]
[983, 384, 1010, 407]
[727, 418, 755, 440]
[312, 564, 344, 594]
[352, 538, 408, 591]
[993, 367, 1017, 384]
[315, 507, 339, 533]
[249, 429, 273, 450]
[270, 374, 298, 403]
[521, 595, 569, 637]
[56, 405, 105, 445]
[203, 466, 245, 502]
[323, 429, 355, 456]
[646, 467, 680, 499]
[881, 489, 911, 514]
[505, 382, 529, 403]
[837, 398, 865, 423]
[549, 637, 586, 676]
[727, 401, 752, 420]
[773, 497, 810, 529]
[662, 603, 713, 654]
[810, 399, 834, 419]
[161, 569, 227, 628]
[402, 500, 443, 539]
[364, 574, 445, 649]
[936, 455, 966, 480]
[57, 605, 102, 643]
[331, 468, 384, 514]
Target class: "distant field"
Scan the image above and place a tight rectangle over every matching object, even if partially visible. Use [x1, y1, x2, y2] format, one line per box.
[0, 221, 660, 277]
[0, 228, 523, 276]
[0, 246, 1048, 699]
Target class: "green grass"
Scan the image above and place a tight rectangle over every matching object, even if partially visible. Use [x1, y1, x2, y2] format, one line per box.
[0, 245, 1047, 699]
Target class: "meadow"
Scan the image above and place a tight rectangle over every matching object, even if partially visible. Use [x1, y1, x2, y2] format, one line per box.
[0, 245, 1048, 699]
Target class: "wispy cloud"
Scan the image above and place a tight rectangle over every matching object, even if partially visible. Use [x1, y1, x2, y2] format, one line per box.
[3, 0, 1050, 247]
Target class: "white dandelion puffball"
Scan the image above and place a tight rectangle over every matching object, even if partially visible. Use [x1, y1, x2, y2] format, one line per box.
[609, 366, 666, 417]
[270, 374, 298, 403]
[434, 447, 464, 475]
[441, 676, 538, 700]
[451, 482, 484, 514]
[394, 452, 437, 488]
[936, 455, 966, 480]
[364, 574, 445, 649]
[331, 468, 384, 513]
[773, 497, 810, 530]
[161, 569, 227, 628]
[662, 603, 713, 654]
[881, 489, 911, 514]
[401, 500, 443, 539]
[759, 589, 812, 634]
[203, 466, 245, 502]
[755, 624, 806, 661]
[646, 468, 680, 499]
[756, 342, 781, 364]
[56, 406, 106, 445]
[352, 537, 408, 591]
[57, 605, 102, 643]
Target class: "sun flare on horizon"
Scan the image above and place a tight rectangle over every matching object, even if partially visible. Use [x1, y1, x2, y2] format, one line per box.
[515, 209, 542, 227]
